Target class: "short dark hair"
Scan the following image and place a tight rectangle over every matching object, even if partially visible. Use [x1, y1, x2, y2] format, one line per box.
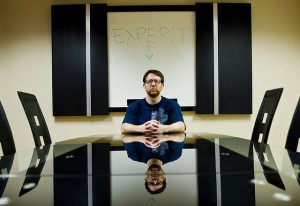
[143, 70, 164, 83]
[144, 179, 167, 194]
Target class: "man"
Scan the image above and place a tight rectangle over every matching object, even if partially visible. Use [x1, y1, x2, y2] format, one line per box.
[121, 69, 185, 134]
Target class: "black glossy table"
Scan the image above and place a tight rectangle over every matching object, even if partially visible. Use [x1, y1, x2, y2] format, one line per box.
[0, 133, 299, 206]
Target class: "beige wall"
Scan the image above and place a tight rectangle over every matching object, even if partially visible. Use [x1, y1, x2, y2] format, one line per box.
[0, 0, 300, 152]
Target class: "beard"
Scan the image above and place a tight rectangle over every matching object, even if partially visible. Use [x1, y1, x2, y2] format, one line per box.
[147, 164, 163, 175]
[147, 89, 160, 98]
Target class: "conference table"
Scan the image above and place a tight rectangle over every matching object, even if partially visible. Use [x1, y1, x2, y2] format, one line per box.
[0, 133, 299, 206]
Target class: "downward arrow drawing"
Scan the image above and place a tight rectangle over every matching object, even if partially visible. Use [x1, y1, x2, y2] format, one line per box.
[148, 197, 156, 205]
[145, 45, 154, 60]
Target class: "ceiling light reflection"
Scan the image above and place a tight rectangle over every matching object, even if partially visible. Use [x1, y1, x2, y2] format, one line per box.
[0, 197, 11, 205]
[250, 179, 265, 185]
[273, 193, 291, 202]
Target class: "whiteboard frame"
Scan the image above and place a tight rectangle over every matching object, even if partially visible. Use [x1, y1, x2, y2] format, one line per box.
[107, 5, 196, 112]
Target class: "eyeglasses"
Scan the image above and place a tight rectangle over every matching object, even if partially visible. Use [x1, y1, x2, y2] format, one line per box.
[147, 180, 164, 186]
[145, 79, 161, 85]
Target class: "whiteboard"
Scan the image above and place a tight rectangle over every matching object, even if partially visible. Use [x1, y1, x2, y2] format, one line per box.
[108, 12, 195, 107]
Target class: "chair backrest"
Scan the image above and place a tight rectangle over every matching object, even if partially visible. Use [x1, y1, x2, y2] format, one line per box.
[17, 91, 52, 147]
[0, 100, 16, 155]
[285, 97, 300, 151]
[251, 88, 283, 144]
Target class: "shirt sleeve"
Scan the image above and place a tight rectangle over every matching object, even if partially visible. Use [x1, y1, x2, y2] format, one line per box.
[123, 142, 140, 161]
[169, 100, 184, 123]
[122, 102, 138, 124]
[165, 141, 185, 163]
[123, 142, 153, 164]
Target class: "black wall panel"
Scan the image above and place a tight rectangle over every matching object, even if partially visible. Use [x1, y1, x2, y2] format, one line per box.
[52, 4, 109, 116]
[195, 3, 215, 114]
[90, 4, 109, 115]
[195, 3, 252, 114]
[218, 3, 252, 114]
[52, 5, 86, 116]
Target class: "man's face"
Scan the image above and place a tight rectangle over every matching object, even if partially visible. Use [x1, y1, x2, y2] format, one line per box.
[145, 164, 165, 191]
[144, 73, 164, 98]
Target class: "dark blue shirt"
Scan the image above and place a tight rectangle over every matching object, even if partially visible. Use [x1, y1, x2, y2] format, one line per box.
[123, 141, 184, 164]
[122, 96, 184, 125]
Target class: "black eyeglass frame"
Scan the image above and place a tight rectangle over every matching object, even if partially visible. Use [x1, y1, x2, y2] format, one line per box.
[144, 79, 162, 85]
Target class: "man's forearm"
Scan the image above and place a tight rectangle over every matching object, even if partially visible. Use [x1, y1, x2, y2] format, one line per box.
[161, 121, 185, 133]
[122, 121, 185, 134]
[121, 134, 145, 143]
[158, 132, 185, 142]
[121, 123, 142, 133]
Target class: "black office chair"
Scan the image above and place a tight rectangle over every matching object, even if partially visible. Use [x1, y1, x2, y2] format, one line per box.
[285, 97, 300, 151]
[0, 100, 16, 155]
[17, 91, 52, 147]
[251, 88, 283, 144]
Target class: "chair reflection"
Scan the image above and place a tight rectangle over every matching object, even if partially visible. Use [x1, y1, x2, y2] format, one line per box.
[19, 144, 50, 196]
[253, 142, 285, 190]
[196, 138, 286, 205]
[286, 151, 300, 185]
[0, 154, 15, 198]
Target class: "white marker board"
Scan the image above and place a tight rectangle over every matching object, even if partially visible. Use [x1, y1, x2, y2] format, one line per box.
[108, 11, 195, 107]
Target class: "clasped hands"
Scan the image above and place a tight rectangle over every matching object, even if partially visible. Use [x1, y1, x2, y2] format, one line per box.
[142, 120, 165, 134]
[144, 134, 161, 148]
[141, 120, 166, 148]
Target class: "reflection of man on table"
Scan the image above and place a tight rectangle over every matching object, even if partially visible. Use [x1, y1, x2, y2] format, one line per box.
[122, 133, 185, 194]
